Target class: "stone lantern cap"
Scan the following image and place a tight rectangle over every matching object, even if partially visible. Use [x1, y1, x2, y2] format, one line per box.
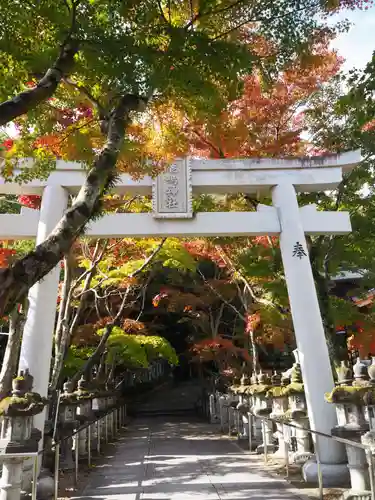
[246, 372, 272, 397]
[325, 384, 375, 405]
[59, 381, 80, 406]
[326, 358, 375, 404]
[230, 373, 252, 395]
[0, 370, 47, 417]
[74, 375, 99, 400]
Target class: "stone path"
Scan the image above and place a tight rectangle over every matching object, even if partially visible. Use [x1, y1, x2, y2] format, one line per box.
[131, 380, 203, 416]
[71, 416, 304, 500]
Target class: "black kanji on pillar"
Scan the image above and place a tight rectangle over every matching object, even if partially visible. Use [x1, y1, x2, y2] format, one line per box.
[292, 241, 307, 259]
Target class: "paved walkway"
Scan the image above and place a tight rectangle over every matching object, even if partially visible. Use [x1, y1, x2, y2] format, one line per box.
[72, 417, 303, 500]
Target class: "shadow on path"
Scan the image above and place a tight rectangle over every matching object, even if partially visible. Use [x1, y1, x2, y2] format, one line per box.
[71, 416, 303, 500]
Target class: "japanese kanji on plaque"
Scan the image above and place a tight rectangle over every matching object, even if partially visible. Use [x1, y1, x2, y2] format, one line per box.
[292, 241, 307, 259]
[152, 158, 193, 218]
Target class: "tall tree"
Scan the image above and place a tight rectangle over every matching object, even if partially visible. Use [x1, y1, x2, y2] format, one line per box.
[0, 0, 366, 314]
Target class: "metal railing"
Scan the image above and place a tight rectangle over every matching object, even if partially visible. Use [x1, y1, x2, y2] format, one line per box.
[0, 402, 127, 500]
[50, 402, 127, 500]
[220, 402, 375, 500]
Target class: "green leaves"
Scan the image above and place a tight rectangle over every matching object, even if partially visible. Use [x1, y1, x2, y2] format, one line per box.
[96, 326, 178, 367]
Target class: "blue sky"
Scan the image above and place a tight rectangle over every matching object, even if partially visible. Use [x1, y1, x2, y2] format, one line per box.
[330, 6, 375, 72]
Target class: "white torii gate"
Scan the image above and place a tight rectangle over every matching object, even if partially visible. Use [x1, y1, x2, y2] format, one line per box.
[0, 151, 361, 477]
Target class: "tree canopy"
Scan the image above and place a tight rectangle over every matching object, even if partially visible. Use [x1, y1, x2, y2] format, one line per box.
[0, 0, 369, 314]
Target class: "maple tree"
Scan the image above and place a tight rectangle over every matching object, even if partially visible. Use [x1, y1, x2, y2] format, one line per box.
[190, 336, 249, 375]
[296, 48, 375, 362]
[50, 235, 200, 391]
[0, 0, 370, 316]
[149, 237, 295, 376]
[137, 32, 342, 159]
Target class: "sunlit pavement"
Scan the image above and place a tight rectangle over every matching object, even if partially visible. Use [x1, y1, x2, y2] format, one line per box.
[71, 417, 303, 500]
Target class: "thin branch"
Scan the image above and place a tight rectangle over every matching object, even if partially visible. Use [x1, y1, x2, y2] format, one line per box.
[216, 245, 279, 309]
[190, 128, 223, 158]
[185, 0, 247, 30]
[63, 78, 107, 120]
[189, 0, 194, 23]
[69, 238, 167, 384]
[212, 2, 317, 41]
[198, 269, 246, 321]
[136, 272, 154, 321]
[156, 0, 169, 23]
[132, 238, 166, 278]
[71, 240, 107, 296]
[54, 252, 74, 351]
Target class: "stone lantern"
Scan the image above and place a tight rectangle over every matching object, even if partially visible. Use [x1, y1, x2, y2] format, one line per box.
[75, 376, 94, 457]
[247, 372, 262, 448]
[325, 360, 371, 498]
[0, 370, 47, 500]
[209, 376, 226, 425]
[228, 375, 241, 436]
[58, 381, 80, 470]
[269, 371, 290, 458]
[105, 377, 119, 440]
[236, 373, 251, 441]
[251, 372, 275, 454]
[285, 353, 312, 464]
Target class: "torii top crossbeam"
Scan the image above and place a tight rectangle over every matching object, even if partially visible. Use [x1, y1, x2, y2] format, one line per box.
[0, 150, 360, 195]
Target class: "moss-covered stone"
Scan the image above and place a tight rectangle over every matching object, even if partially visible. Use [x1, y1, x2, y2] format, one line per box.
[74, 389, 97, 401]
[283, 382, 304, 396]
[267, 386, 285, 398]
[0, 391, 47, 417]
[60, 391, 80, 405]
[325, 385, 372, 404]
[229, 384, 242, 394]
[247, 384, 271, 396]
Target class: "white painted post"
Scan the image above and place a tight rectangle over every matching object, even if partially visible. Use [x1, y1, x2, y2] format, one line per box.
[18, 185, 69, 437]
[272, 183, 346, 474]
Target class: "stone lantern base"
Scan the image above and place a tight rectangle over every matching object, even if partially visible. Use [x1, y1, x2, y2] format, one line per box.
[303, 459, 350, 487]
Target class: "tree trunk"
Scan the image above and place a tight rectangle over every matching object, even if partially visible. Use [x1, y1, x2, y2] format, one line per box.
[0, 94, 147, 316]
[71, 323, 114, 385]
[312, 265, 345, 367]
[51, 242, 105, 390]
[309, 239, 345, 368]
[0, 39, 78, 126]
[51, 254, 74, 389]
[0, 308, 24, 399]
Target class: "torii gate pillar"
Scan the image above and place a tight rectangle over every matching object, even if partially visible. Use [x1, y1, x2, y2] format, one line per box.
[18, 185, 69, 441]
[272, 182, 347, 484]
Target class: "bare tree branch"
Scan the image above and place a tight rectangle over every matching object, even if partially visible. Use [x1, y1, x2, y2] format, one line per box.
[156, 0, 169, 24]
[185, 0, 248, 30]
[63, 77, 108, 122]
[198, 268, 246, 321]
[69, 238, 166, 384]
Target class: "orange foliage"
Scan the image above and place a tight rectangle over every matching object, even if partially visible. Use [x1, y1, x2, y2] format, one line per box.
[183, 240, 227, 268]
[191, 335, 250, 364]
[245, 313, 261, 333]
[141, 33, 341, 161]
[251, 236, 279, 248]
[347, 322, 375, 357]
[187, 40, 341, 159]
[0, 248, 17, 268]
